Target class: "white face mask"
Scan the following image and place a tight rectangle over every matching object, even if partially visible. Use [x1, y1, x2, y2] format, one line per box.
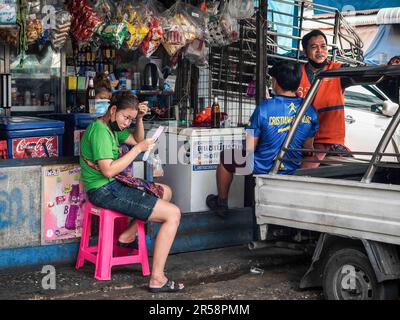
[94, 99, 110, 115]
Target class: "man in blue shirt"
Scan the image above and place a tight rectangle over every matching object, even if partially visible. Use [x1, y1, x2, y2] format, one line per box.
[206, 60, 319, 217]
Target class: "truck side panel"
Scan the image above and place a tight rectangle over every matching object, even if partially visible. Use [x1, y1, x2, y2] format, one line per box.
[255, 175, 400, 245]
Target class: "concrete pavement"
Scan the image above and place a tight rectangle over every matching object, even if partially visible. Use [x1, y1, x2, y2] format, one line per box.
[0, 244, 312, 300]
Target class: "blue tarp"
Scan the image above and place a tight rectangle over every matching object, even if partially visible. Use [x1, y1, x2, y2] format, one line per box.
[364, 24, 400, 65]
[313, 0, 400, 11]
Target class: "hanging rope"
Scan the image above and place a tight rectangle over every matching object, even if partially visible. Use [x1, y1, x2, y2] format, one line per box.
[16, 0, 28, 67]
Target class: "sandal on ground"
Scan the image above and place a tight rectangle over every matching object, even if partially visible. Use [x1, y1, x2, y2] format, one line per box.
[148, 279, 185, 293]
[117, 239, 138, 249]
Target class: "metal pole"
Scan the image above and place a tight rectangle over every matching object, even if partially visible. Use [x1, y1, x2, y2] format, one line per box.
[296, 1, 305, 62]
[332, 11, 340, 62]
[256, 2, 267, 106]
[271, 78, 322, 174]
[238, 20, 244, 126]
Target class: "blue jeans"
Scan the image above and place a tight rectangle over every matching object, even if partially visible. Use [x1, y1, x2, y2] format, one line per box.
[87, 180, 158, 221]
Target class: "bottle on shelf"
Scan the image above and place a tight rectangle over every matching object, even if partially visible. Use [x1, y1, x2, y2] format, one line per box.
[211, 96, 221, 128]
[86, 77, 96, 113]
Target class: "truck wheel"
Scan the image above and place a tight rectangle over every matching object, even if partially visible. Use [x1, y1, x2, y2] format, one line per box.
[323, 248, 398, 300]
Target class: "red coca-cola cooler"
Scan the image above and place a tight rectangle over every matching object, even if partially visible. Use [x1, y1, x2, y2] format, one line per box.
[0, 116, 64, 159]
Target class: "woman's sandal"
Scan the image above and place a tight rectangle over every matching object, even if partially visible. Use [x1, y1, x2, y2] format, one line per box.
[148, 279, 185, 293]
[117, 239, 138, 250]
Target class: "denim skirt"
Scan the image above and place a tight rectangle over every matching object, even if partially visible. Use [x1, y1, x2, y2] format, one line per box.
[87, 180, 159, 221]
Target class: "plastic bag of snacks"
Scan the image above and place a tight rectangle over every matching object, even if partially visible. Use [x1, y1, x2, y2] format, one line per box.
[26, 18, 44, 43]
[206, 3, 239, 47]
[124, 3, 149, 50]
[219, 8, 239, 44]
[185, 38, 208, 68]
[139, 0, 165, 57]
[161, 1, 199, 56]
[180, 2, 209, 40]
[50, 10, 71, 50]
[68, 0, 103, 43]
[97, 22, 127, 49]
[227, 0, 255, 20]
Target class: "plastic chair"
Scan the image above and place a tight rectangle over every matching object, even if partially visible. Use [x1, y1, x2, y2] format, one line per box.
[75, 199, 150, 280]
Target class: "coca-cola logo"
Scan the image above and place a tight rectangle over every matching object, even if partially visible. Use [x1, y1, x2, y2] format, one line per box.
[14, 136, 57, 158]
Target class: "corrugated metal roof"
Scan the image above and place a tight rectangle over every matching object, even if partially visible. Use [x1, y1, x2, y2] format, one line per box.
[377, 7, 400, 24]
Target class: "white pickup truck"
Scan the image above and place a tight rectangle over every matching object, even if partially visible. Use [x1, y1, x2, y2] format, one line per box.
[254, 66, 400, 300]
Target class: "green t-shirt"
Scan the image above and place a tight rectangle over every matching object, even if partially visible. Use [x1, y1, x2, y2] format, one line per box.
[80, 120, 130, 191]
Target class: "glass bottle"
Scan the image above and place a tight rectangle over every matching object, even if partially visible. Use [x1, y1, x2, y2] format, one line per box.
[211, 96, 221, 128]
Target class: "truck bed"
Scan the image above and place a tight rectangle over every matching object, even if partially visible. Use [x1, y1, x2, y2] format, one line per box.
[255, 165, 400, 245]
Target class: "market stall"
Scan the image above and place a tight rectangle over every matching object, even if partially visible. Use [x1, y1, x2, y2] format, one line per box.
[0, 0, 258, 269]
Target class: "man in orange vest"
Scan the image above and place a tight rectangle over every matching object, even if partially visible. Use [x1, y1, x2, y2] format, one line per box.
[297, 30, 352, 168]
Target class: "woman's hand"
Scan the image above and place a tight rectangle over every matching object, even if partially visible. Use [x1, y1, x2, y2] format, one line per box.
[136, 138, 155, 153]
[137, 101, 149, 119]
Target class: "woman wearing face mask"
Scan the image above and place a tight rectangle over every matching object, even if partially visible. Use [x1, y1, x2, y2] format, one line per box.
[93, 73, 113, 115]
[80, 90, 184, 293]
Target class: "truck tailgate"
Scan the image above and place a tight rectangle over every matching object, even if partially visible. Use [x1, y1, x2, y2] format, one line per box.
[255, 175, 400, 245]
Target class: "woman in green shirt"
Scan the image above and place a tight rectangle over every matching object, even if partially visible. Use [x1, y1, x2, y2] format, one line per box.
[80, 90, 184, 293]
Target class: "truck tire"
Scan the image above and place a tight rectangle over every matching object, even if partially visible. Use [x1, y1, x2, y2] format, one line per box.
[323, 248, 398, 300]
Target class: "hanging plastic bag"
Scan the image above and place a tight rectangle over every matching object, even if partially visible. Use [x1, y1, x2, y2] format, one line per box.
[124, 3, 149, 50]
[50, 11, 71, 50]
[227, 0, 255, 20]
[149, 153, 164, 177]
[161, 2, 192, 56]
[68, 0, 103, 43]
[219, 4, 240, 44]
[185, 38, 208, 68]
[139, 0, 165, 57]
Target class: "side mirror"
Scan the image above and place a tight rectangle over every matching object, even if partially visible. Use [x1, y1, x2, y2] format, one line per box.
[381, 100, 399, 117]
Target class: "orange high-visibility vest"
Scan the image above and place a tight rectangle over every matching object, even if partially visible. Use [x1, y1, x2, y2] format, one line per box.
[297, 61, 344, 145]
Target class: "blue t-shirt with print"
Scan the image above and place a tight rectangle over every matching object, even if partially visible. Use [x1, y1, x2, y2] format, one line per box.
[245, 95, 319, 174]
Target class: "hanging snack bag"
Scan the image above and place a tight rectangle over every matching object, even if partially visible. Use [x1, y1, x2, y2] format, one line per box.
[140, 17, 163, 57]
[185, 38, 208, 68]
[98, 22, 127, 49]
[26, 18, 44, 43]
[51, 10, 71, 50]
[124, 4, 149, 50]
[227, 0, 255, 20]
[139, 0, 164, 57]
[68, 0, 103, 43]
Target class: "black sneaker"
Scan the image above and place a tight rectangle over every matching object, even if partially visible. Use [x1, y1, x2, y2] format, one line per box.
[206, 194, 229, 218]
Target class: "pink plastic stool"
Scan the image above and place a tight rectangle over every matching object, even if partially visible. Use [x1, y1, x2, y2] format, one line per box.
[75, 200, 150, 280]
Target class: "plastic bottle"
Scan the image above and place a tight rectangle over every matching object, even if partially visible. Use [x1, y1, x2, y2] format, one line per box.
[24, 90, 31, 106]
[211, 96, 221, 128]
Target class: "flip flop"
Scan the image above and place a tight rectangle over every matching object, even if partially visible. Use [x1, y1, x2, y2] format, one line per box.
[117, 239, 138, 250]
[148, 279, 185, 293]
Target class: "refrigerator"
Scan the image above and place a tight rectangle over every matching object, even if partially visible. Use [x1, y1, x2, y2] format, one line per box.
[8, 44, 66, 115]
[0, 116, 64, 159]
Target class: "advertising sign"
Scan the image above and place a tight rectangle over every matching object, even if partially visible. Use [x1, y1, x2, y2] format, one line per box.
[12, 136, 59, 158]
[42, 164, 85, 242]
[191, 136, 244, 171]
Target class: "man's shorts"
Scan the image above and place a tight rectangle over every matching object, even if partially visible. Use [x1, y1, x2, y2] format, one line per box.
[220, 149, 254, 175]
